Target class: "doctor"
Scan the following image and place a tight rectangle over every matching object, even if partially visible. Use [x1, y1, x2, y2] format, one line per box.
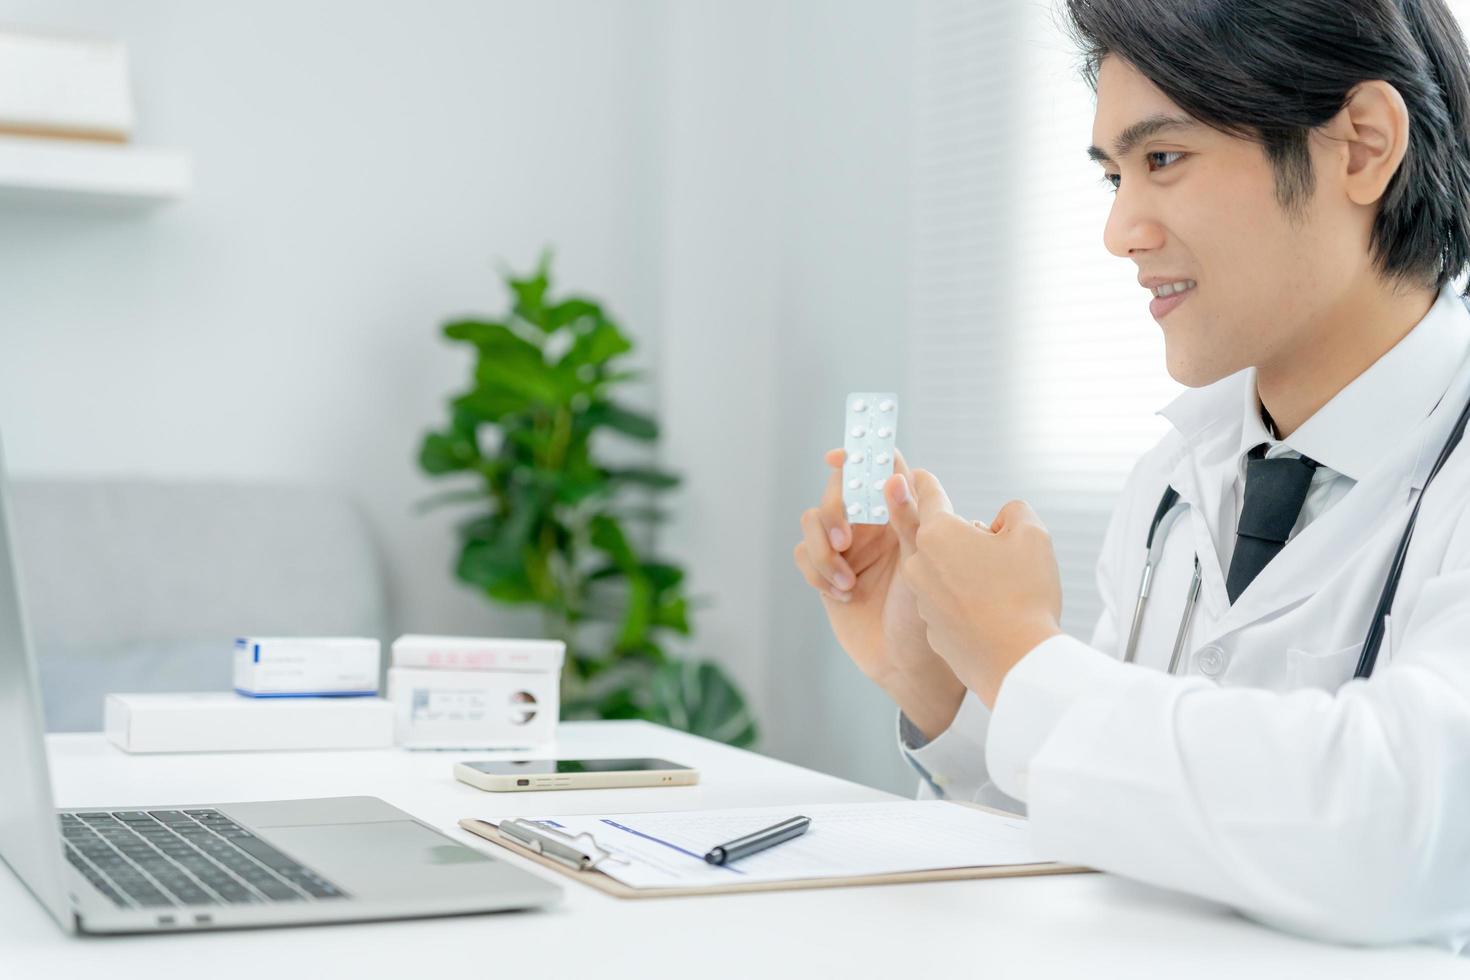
[794, 0, 1470, 951]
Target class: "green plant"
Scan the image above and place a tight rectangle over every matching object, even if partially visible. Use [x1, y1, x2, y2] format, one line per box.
[416, 253, 757, 747]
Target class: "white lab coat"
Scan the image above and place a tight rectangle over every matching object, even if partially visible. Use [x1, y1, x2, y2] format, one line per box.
[901, 283, 1470, 951]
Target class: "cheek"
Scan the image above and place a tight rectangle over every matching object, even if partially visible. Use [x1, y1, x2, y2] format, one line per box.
[1158, 171, 1306, 383]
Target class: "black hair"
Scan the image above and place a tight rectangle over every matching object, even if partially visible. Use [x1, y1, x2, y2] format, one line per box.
[1065, 0, 1470, 294]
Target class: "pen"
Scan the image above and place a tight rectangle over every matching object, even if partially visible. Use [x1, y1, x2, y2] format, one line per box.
[497, 818, 610, 871]
[703, 815, 811, 865]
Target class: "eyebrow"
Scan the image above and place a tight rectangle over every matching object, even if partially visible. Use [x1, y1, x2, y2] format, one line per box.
[1087, 113, 1198, 164]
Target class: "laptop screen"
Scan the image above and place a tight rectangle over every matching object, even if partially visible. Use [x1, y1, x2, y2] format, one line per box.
[0, 435, 74, 931]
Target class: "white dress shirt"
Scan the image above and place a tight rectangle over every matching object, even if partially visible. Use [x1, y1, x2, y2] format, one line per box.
[899, 282, 1470, 950]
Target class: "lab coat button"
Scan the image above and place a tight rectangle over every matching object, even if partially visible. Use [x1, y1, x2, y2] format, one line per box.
[1197, 645, 1225, 677]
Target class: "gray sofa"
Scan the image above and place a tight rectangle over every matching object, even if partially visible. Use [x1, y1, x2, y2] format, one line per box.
[8, 479, 387, 731]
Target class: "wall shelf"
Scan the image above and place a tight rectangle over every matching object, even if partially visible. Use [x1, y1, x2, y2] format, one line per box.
[0, 135, 191, 210]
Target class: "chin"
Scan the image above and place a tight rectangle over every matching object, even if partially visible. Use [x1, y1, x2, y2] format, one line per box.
[1164, 348, 1237, 389]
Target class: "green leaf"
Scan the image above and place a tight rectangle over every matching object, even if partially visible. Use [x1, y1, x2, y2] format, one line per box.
[606, 466, 682, 490]
[412, 486, 488, 514]
[584, 401, 658, 441]
[583, 564, 622, 582]
[588, 514, 637, 569]
[452, 387, 529, 424]
[649, 659, 757, 747]
[560, 317, 633, 368]
[418, 429, 483, 475]
[545, 298, 602, 331]
[609, 505, 670, 524]
[456, 511, 501, 540]
[617, 574, 653, 648]
[551, 475, 610, 506]
[561, 653, 760, 747]
[456, 537, 535, 603]
[453, 482, 544, 603]
[640, 562, 685, 591]
[473, 348, 565, 405]
[486, 578, 540, 603]
[509, 251, 553, 329]
[443, 319, 541, 356]
[591, 369, 646, 389]
[653, 596, 690, 634]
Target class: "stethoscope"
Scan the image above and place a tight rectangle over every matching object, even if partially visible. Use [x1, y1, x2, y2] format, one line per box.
[1121, 486, 1200, 675]
[1121, 389, 1470, 680]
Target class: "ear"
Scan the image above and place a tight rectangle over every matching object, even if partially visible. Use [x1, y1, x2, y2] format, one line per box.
[1325, 80, 1412, 208]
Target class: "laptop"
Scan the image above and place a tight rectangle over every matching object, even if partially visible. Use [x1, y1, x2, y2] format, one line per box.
[0, 440, 562, 933]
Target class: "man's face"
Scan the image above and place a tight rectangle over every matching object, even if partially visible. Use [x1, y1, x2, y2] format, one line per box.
[1090, 56, 1363, 387]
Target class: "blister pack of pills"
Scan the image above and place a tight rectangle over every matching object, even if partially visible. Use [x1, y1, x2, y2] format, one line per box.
[842, 392, 898, 525]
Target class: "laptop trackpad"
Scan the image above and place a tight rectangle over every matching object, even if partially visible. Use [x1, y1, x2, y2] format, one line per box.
[261, 821, 499, 899]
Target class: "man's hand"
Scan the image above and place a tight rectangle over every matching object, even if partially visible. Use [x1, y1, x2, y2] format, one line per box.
[892, 470, 1064, 708]
[792, 450, 966, 739]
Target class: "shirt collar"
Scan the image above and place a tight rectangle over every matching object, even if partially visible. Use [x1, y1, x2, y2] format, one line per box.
[1159, 283, 1470, 481]
[1158, 368, 1247, 449]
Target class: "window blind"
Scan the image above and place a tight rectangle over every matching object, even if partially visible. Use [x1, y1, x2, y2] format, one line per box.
[905, 0, 1179, 636]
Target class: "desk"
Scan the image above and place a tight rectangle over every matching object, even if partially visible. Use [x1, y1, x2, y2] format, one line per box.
[2, 721, 1462, 979]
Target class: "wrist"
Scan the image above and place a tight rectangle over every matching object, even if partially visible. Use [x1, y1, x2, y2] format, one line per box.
[877, 662, 966, 742]
[968, 618, 1062, 708]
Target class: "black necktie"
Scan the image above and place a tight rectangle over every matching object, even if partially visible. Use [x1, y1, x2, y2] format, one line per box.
[1225, 444, 1320, 603]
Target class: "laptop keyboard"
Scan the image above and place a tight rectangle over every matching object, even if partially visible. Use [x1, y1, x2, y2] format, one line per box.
[59, 808, 349, 909]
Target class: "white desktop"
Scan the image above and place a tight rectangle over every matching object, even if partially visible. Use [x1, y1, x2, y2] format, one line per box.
[3, 720, 1462, 980]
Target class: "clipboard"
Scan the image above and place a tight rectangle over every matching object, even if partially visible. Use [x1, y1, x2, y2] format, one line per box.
[458, 802, 1092, 899]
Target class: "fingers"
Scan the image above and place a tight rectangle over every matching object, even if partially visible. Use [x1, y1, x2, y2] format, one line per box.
[793, 542, 853, 603]
[991, 499, 1046, 534]
[886, 470, 921, 558]
[820, 448, 852, 551]
[911, 469, 955, 525]
[892, 447, 912, 479]
[799, 507, 856, 593]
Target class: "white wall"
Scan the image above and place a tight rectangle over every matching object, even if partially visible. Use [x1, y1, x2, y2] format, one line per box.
[657, 0, 920, 792]
[1, 0, 928, 794]
[0, 0, 669, 640]
[655, 0, 786, 734]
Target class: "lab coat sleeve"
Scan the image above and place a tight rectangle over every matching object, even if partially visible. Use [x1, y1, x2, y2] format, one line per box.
[896, 691, 1010, 806]
[985, 521, 1470, 947]
[1086, 461, 1130, 658]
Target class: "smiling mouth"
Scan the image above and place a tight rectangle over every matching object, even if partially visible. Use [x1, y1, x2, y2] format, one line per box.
[1150, 279, 1196, 298]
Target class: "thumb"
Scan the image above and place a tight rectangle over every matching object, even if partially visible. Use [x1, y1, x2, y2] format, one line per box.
[911, 469, 955, 526]
[886, 472, 920, 558]
[992, 499, 1046, 534]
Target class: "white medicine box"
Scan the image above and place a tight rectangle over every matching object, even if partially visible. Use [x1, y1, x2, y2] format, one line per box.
[104, 693, 395, 754]
[386, 636, 564, 749]
[233, 636, 380, 697]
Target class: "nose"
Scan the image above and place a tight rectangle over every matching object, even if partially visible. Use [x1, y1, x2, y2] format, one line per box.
[1102, 181, 1166, 258]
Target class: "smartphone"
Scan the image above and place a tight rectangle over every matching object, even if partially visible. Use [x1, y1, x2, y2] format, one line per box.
[453, 757, 700, 792]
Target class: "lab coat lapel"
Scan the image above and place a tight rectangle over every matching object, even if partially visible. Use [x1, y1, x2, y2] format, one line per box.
[1165, 432, 1232, 621]
[1156, 370, 1252, 623]
[1210, 441, 1413, 638]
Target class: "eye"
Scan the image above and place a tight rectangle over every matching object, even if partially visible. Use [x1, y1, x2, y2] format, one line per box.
[1099, 151, 1186, 194]
[1147, 150, 1185, 171]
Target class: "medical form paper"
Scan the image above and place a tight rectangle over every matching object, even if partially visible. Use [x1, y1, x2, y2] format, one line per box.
[499, 800, 1044, 890]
